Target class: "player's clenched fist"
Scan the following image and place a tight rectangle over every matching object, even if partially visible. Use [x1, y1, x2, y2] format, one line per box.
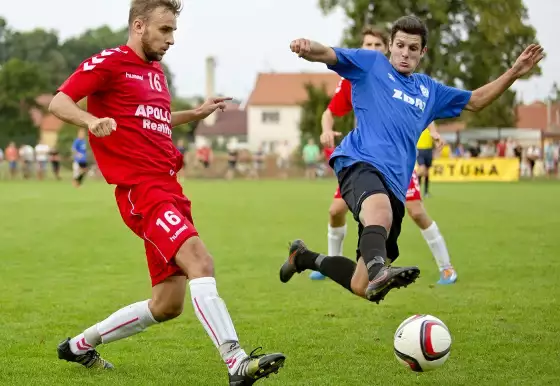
[290, 38, 311, 57]
[88, 117, 117, 137]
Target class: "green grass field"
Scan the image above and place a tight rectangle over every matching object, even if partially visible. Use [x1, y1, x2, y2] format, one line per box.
[1, 178, 559, 385]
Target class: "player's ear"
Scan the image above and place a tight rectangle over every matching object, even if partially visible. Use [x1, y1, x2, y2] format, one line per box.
[420, 46, 428, 58]
[131, 18, 146, 35]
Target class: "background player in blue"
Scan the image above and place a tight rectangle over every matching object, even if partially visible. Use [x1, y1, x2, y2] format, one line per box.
[280, 15, 544, 303]
[72, 128, 89, 187]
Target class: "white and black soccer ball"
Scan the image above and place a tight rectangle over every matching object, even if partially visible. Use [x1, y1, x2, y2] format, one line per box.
[393, 314, 451, 372]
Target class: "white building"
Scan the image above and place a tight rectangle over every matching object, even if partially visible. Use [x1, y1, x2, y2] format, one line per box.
[245, 72, 340, 152]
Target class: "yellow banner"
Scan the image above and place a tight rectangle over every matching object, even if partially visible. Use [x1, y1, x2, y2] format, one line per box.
[425, 158, 520, 182]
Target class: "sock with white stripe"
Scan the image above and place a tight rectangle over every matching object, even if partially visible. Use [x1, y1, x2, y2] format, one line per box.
[69, 299, 158, 355]
[421, 221, 452, 271]
[189, 277, 248, 375]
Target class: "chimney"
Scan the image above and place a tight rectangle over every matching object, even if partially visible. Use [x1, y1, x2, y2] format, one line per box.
[204, 56, 217, 126]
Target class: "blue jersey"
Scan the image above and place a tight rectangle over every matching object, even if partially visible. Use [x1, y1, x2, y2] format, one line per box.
[72, 138, 87, 163]
[327, 48, 472, 202]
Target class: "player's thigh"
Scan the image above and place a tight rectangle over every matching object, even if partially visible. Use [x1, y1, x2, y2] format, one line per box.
[338, 162, 391, 227]
[405, 200, 432, 230]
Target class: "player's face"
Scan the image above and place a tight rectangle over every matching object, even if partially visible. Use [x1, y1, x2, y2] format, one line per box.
[140, 7, 177, 61]
[389, 31, 427, 75]
[362, 35, 387, 54]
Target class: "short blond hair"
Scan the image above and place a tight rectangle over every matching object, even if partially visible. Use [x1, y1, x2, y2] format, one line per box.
[128, 0, 183, 25]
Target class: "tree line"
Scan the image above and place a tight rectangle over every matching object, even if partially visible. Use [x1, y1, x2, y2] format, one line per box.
[300, 0, 545, 144]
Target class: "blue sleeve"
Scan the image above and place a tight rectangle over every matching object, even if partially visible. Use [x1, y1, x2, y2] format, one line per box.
[431, 79, 472, 120]
[327, 48, 380, 81]
[71, 139, 77, 151]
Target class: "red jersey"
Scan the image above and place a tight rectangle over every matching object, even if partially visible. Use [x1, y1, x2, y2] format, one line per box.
[327, 78, 352, 117]
[58, 45, 181, 187]
[323, 147, 335, 160]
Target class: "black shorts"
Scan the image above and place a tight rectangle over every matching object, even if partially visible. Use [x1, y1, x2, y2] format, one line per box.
[336, 162, 405, 263]
[228, 160, 237, 169]
[77, 161, 88, 169]
[417, 149, 433, 167]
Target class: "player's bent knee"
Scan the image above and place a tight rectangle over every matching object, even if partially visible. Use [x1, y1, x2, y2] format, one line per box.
[175, 237, 215, 279]
[406, 201, 432, 229]
[329, 200, 348, 223]
[150, 298, 184, 321]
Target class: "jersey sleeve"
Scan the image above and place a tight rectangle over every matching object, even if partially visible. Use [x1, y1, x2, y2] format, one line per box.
[58, 52, 114, 102]
[430, 79, 472, 120]
[327, 48, 379, 81]
[328, 79, 353, 117]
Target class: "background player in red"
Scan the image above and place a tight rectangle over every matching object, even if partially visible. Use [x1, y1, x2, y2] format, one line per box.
[48, 1, 285, 384]
[310, 27, 457, 285]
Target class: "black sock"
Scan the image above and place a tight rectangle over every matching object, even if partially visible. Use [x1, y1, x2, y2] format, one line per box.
[424, 175, 430, 194]
[295, 250, 320, 271]
[77, 172, 86, 185]
[359, 225, 388, 281]
[317, 255, 356, 293]
[418, 175, 423, 188]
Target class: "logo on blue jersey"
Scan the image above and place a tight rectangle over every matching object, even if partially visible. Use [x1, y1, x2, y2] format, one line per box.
[392, 89, 426, 111]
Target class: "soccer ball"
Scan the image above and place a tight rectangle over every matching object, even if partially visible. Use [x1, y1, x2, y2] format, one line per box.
[393, 314, 451, 372]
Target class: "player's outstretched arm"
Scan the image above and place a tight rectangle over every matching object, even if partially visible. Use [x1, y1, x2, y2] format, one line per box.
[171, 97, 232, 127]
[290, 39, 337, 65]
[49, 92, 98, 129]
[465, 44, 544, 112]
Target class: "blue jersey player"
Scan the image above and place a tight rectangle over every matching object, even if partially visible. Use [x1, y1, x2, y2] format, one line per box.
[72, 128, 89, 187]
[280, 15, 543, 303]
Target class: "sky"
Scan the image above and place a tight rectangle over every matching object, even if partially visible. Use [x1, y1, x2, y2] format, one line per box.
[1, 0, 558, 103]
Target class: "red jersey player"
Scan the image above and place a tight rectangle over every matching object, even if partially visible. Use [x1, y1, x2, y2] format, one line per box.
[308, 27, 457, 285]
[49, 1, 285, 384]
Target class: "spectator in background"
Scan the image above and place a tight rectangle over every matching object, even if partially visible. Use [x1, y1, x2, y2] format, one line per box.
[49, 146, 62, 180]
[506, 137, 516, 158]
[276, 140, 291, 179]
[496, 139, 507, 157]
[543, 140, 557, 177]
[480, 141, 496, 157]
[19, 144, 35, 179]
[35, 141, 50, 180]
[248, 144, 265, 180]
[225, 142, 239, 180]
[302, 138, 320, 179]
[513, 141, 523, 162]
[5, 142, 18, 179]
[453, 143, 465, 158]
[526, 145, 540, 177]
[196, 143, 213, 169]
[468, 141, 481, 158]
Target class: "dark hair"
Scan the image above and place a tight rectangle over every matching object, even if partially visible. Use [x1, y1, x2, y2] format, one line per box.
[128, 0, 183, 25]
[362, 26, 389, 47]
[391, 16, 428, 48]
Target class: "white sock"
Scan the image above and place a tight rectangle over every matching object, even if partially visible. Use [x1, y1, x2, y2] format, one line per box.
[420, 221, 452, 271]
[69, 299, 157, 355]
[328, 224, 347, 256]
[190, 277, 247, 375]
